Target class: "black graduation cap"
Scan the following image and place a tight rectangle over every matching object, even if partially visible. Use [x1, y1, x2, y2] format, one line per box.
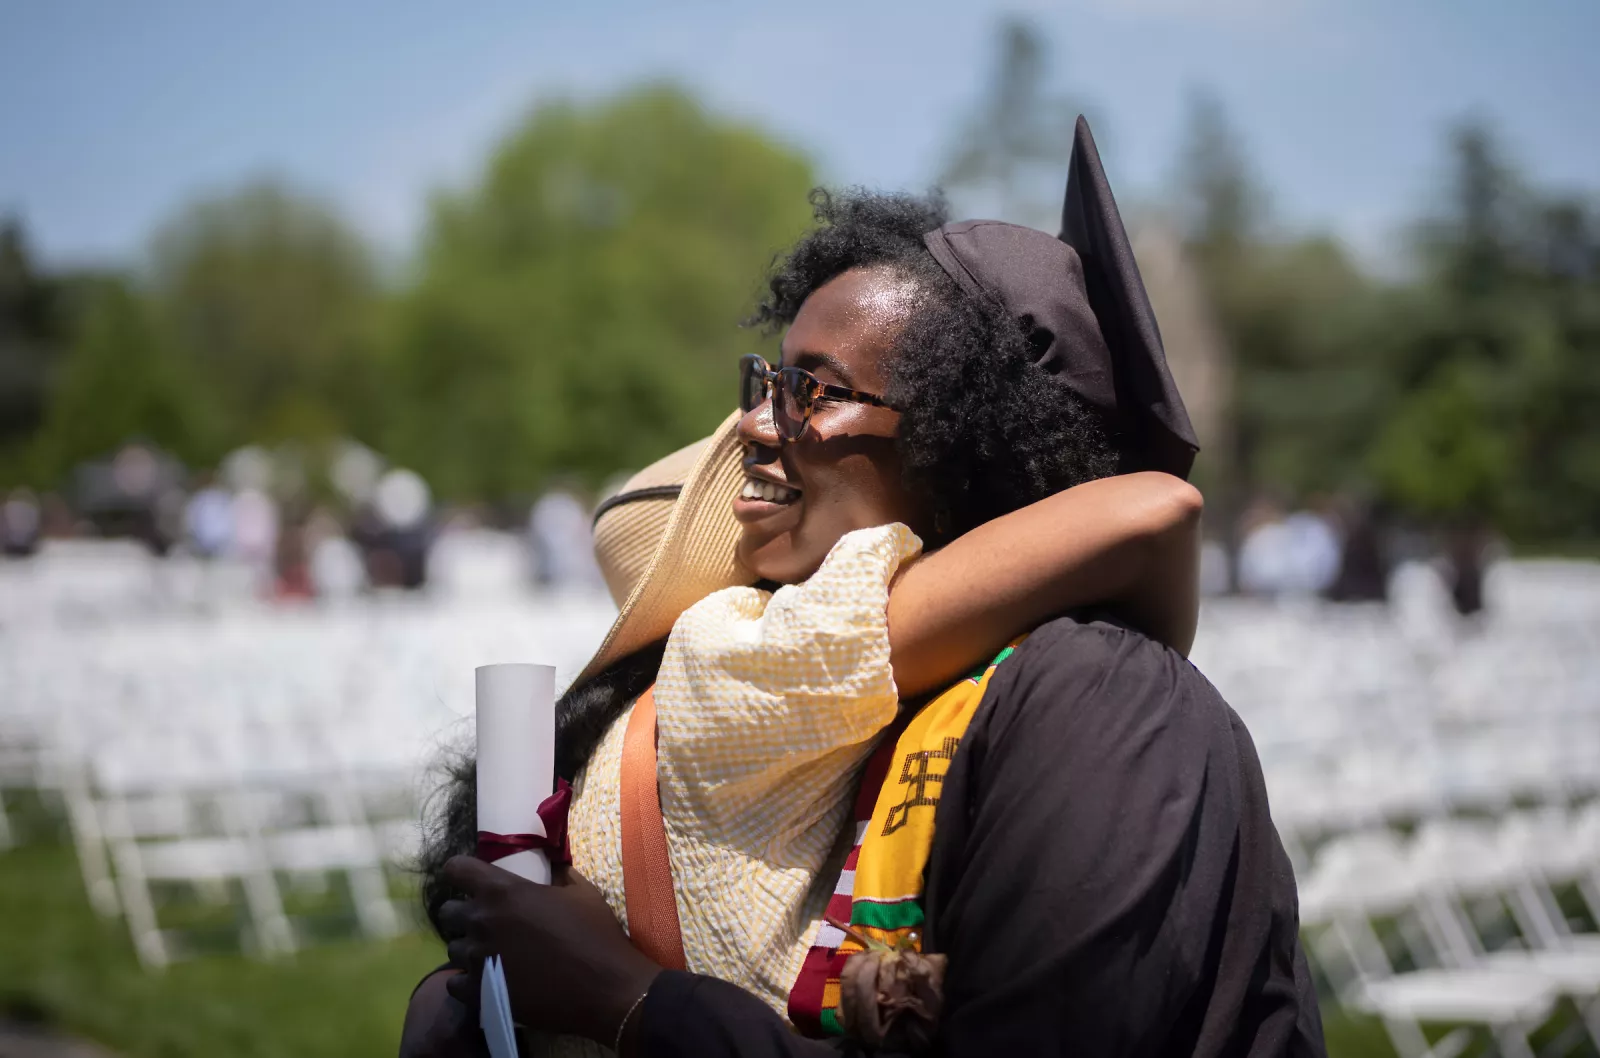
[922, 116, 1199, 479]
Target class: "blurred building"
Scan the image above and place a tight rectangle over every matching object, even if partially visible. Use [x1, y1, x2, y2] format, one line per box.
[1132, 220, 1230, 470]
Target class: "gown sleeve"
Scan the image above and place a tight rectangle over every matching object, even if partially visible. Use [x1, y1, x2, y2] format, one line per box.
[636, 615, 1326, 1058]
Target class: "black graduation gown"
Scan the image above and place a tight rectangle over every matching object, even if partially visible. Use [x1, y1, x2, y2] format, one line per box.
[637, 614, 1327, 1058]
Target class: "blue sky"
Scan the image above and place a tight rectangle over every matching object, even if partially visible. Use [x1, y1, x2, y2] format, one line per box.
[3, 0, 1596, 271]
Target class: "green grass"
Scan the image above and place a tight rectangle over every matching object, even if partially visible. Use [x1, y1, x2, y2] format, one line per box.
[1321, 1010, 1396, 1058]
[0, 825, 443, 1058]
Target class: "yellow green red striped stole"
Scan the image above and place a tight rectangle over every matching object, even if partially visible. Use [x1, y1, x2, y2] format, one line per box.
[787, 640, 1023, 1036]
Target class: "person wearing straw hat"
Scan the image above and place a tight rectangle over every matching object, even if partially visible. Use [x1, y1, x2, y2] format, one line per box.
[409, 118, 1323, 1058]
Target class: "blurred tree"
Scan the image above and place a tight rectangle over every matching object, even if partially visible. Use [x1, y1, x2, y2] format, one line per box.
[147, 181, 382, 449]
[1375, 120, 1600, 545]
[1514, 197, 1600, 543]
[1435, 122, 1517, 304]
[1174, 104, 1600, 552]
[9, 70, 1594, 553]
[1175, 93, 1265, 580]
[1174, 90, 1406, 583]
[1369, 357, 1510, 522]
[939, 17, 1082, 229]
[1173, 90, 1257, 580]
[381, 84, 816, 500]
[33, 278, 218, 476]
[1228, 236, 1392, 499]
[0, 219, 66, 481]
[1178, 90, 1264, 269]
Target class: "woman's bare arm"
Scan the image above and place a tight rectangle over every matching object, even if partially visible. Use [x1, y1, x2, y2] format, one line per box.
[887, 472, 1202, 698]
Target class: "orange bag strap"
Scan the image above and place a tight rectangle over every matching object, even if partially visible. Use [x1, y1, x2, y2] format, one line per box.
[619, 686, 686, 971]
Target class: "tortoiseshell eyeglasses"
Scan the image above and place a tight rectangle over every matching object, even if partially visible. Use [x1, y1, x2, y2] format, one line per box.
[738, 354, 895, 443]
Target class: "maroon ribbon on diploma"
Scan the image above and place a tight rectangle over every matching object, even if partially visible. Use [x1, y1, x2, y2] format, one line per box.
[476, 778, 572, 867]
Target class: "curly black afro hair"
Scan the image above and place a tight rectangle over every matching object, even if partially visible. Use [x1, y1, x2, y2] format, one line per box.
[749, 188, 1117, 539]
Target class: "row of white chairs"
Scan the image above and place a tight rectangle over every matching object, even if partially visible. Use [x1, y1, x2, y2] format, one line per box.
[1300, 810, 1600, 1058]
[0, 529, 559, 630]
[0, 581, 618, 966]
[69, 766, 418, 966]
[2, 550, 1597, 980]
[1194, 562, 1600, 1055]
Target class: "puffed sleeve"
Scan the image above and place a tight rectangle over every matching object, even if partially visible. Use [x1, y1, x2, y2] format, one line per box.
[654, 523, 921, 853]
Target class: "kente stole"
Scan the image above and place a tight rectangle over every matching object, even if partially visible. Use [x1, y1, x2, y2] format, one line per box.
[787, 640, 1023, 1037]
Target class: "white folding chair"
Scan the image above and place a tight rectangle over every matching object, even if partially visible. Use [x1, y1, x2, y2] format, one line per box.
[1405, 815, 1600, 1049]
[99, 787, 294, 968]
[92, 731, 297, 968]
[1299, 828, 1563, 1058]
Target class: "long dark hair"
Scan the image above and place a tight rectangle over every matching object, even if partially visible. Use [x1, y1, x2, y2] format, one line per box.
[416, 639, 665, 938]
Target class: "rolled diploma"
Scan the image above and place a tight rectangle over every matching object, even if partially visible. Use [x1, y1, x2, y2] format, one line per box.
[475, 663, 557, 885]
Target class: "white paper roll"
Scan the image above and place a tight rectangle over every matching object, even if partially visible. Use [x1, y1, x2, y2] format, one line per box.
[475, 663, 557, 885]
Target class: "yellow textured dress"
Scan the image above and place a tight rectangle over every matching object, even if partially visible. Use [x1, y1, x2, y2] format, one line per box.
[540, 524, 920, 1056]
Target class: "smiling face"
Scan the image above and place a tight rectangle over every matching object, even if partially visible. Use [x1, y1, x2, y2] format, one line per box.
[734, 267, 931, 584]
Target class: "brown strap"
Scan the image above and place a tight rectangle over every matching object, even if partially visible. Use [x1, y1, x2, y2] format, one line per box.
[620, 686, 686, 970]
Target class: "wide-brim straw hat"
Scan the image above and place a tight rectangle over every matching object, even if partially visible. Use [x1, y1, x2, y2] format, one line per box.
[591, 437, 706, 609]
[580, 409, 753, 684]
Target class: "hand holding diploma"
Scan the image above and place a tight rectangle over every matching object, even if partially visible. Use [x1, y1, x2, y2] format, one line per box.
[441, 857, 663, 1051]
[441, 663, 662, 1048]
[466, 662, 558, 1058]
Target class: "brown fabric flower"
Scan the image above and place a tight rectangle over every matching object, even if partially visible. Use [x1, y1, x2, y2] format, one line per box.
[838, 948, 948, 1052]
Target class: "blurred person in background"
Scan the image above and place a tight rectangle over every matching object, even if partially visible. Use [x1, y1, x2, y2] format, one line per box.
[1237, 496, 1339, 599]
[71, 441, 184, 554]
[37, 493, 76, 539]
[273, 505, 315, 601]
[1236, 496, 1292, 595]
[305, 505, 366, 601]
[528, 487, 605, 592]
[151, 485, 186, 562]
[229, 483, 280, 591]
[408, 120, 1321, 1058]
[353, 467, 434, 590]
[1324, 498, 1390, 603]
[1443, 519, 1498, 619]
[180, 472, 234, 610]
[183, 472, 233, 559]
[348, 500, 390, 586]
[1, 487, 41, 557]
[330, 440, 385, 509]
[1280, 501, 1340, 597]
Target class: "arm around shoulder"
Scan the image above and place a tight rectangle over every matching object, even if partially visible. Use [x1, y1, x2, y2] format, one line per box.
[887, 472, 1202, 698]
